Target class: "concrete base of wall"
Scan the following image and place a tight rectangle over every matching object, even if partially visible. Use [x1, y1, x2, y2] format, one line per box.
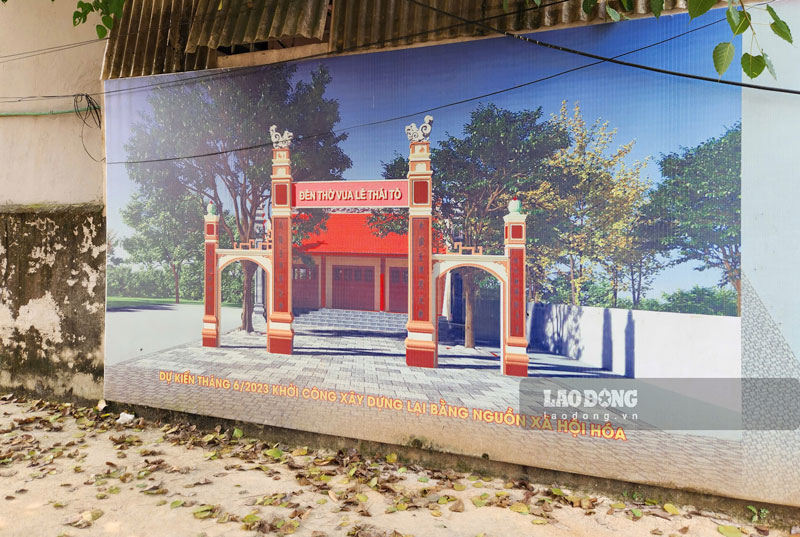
[0, 205, 105, 398]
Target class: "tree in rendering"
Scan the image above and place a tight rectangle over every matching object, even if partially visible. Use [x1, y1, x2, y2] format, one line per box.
[125, 63, 351, 331]
[121, 187, 204, 304]
[370, 104, 567, 347]
[650, 124, 742, 314]
[530, 101, 648, 306]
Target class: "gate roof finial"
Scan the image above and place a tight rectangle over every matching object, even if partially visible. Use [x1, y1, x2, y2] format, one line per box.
[270, 125, 294, 148]
[405, 115, 433, 142]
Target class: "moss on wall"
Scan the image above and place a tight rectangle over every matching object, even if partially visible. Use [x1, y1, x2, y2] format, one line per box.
[0, 205, 105, 398]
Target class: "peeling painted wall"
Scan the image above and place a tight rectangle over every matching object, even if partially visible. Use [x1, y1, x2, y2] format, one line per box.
[0, 205, 105, 399]
[0, 1, 106, 400]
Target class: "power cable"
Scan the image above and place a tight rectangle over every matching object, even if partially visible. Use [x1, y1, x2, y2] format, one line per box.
[0, 37, 107, 63]
[405, 0, 800, 96]
[73, 93, 104, 163]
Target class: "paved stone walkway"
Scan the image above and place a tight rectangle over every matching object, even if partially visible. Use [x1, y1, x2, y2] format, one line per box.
[104, 317, 754, 504]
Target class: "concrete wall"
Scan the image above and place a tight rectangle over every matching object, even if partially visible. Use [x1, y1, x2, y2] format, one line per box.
[738, 0, 800, 505]
[0, 206, 106, 398]
[528, 303, 741, 378]
[0, 3, 106, 398]
[741, 0, 800, 358]
[0, 0, 105, 206]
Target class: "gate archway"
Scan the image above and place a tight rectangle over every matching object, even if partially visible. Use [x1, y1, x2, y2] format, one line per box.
[435, 262, 506, 366]
[201, 215, 274, 349]
[201, 118, 530, 376]
[218, 256, 272, 343]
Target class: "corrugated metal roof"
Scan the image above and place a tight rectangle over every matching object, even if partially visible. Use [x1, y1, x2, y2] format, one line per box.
[330, 0, 688, 52]
[104, 0, 689, 79]
[185, 0, 329, 53]
[102, 0, 214, 79]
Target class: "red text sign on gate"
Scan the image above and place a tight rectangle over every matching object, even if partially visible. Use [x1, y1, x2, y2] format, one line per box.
[292, 180, 408, 208]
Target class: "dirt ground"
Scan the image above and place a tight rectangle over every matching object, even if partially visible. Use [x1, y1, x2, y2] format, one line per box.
[0, 393, 792, 537]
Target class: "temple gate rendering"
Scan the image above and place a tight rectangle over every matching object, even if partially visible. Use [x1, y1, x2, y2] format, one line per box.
[201, 117, 529, 376]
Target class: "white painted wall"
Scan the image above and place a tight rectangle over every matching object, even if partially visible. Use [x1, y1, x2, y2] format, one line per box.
[741, 0, 800, 357]
[529, 304, 741, 378]
[0, 1, 105, 206]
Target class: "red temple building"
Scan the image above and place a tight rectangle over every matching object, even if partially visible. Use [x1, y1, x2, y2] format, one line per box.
[291, 213, 409, 313]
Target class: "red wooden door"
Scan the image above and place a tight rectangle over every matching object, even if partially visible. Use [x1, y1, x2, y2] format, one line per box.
[293, 264, 319, 309]
[332, 265, 374, 310]
[388, 267, 408, 313]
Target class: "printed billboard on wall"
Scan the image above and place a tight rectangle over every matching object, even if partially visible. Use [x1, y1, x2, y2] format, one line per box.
[104, 11, 773, 503]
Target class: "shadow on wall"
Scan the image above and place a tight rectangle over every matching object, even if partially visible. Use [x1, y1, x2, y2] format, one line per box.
[528, 303, 637, 378]
[625, 310, 635, 378]
[528, 303, 585, 361]
[602, 308, 613, 371]
[528, 303, 741, 379]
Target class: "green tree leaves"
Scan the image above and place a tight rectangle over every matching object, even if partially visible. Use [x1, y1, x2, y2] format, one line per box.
[741, 53, 766, 79]
[0, 0, 126, 39]
[121, 189, 204, 304]
[763, 52, 776, 79]
[605, 5, 621, 22]
[713, 42, 735, 76]
[713, 3, 791, 79]
[726, 8, 750, 35]
[687, 0, 717, 20]
[717, 4, 791, 80]
[650, 0, 664, 18]
[582, 0, 598, 15]
[767, 5, 793, 43]
[72, 0, 124, 38]
[573, 0, 793, 80]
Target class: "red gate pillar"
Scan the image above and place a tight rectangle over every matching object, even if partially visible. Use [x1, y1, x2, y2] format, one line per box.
[503, 198, 528, 376]
[268, 126, 294, 354]
[202, 202, 220, 347]
[404, 116, 437, 368]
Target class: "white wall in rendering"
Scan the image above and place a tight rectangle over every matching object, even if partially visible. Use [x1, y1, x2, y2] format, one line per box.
[529, 304, 741, 378]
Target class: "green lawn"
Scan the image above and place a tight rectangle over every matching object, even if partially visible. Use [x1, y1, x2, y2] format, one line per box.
[106, 296, 242, 310]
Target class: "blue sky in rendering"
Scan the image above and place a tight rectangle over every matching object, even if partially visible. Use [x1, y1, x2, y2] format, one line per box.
[105, 9, 741, 300]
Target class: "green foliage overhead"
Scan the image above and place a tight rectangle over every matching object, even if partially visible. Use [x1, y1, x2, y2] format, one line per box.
[579, 0, 792, 80]
[713, 42, 735, 77]
[0, 0, 125, 38]
[5, 0, 793, 80]
[72, 0, 124, 38]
